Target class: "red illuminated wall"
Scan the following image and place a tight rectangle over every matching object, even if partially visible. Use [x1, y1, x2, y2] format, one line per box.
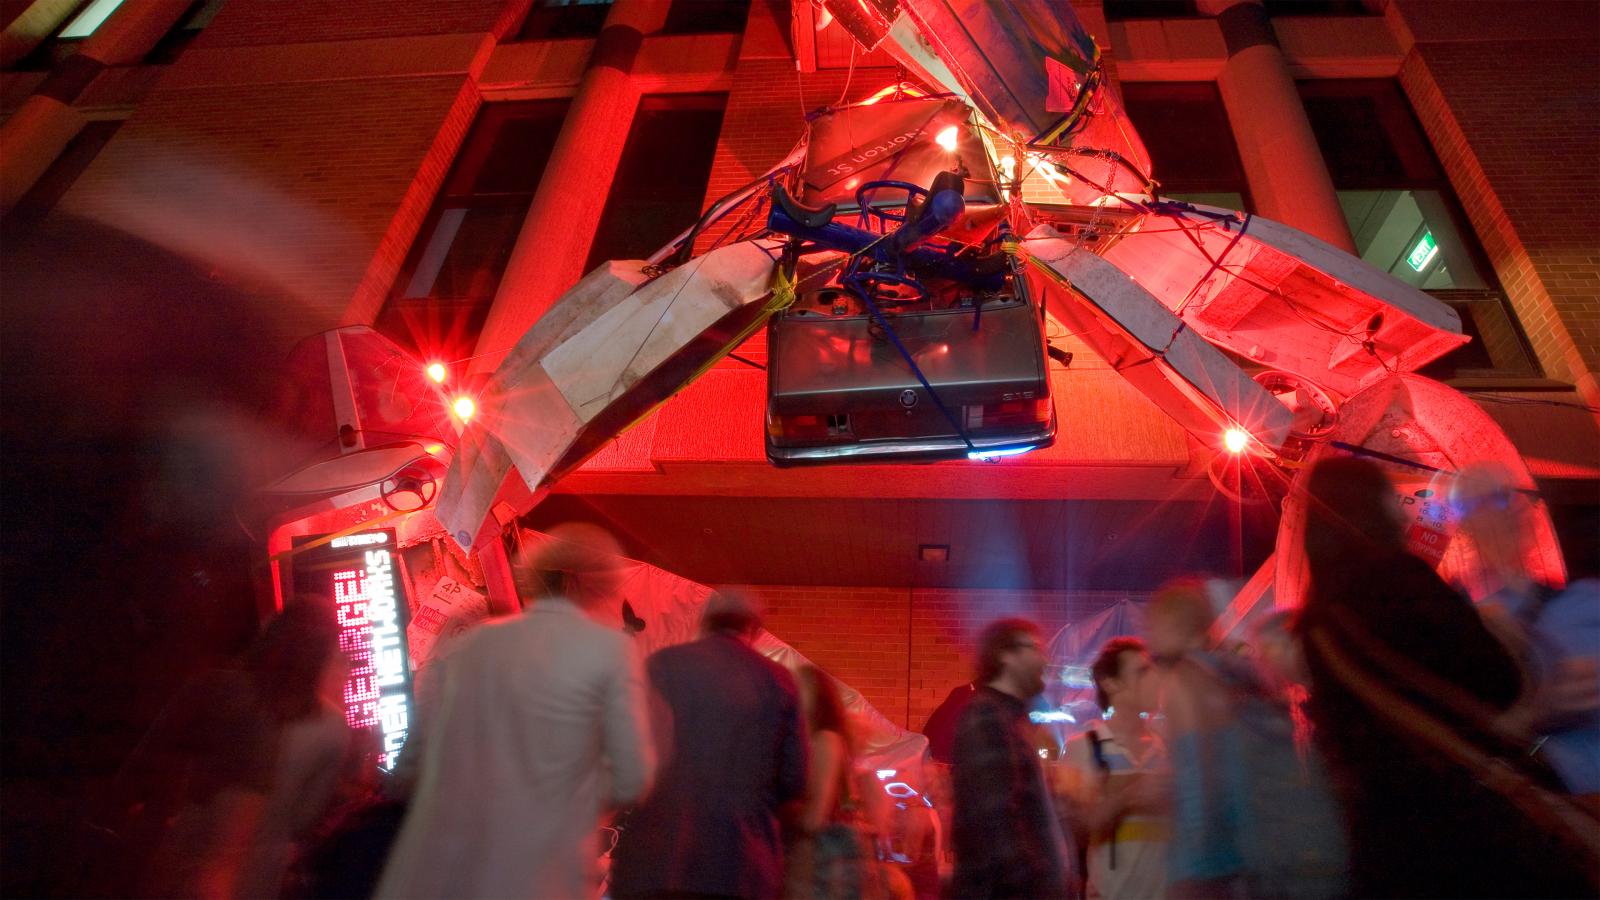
[54, 9, 489, 352]
[1397, 16, 1600, 402]
[739, 584, 1141, 730]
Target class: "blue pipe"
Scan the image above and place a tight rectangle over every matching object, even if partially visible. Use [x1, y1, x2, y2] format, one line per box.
[767, 195, 1003, 291]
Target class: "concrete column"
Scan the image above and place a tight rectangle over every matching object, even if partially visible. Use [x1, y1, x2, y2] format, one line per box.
[1202, 0, 1357, 253]
[478, 537, 522, 616]
[468, 0, 670, 377]
[0, 0, 80, 68]
[0, 0, 189, 213]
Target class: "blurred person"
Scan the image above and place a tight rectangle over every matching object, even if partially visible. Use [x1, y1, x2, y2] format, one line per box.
[4, 217, 292, 898]
[610, 592, 808, 899]
[1151, 580, 1346, 899]
[375, 522, 654, 900]
[918, 680, 975, 880]
[785, 665, 874, 900]
[1250, 609, 1316, 754]
[1297, 456, 1597, 897]
[949, 618, 1077, 899]
[921, 681, 977, 766]
[129, 600, 353, 899]
[1249, 609, 1307, 698]
[1061, 638, 1168, 900]
[1452, 463, 1600, 805]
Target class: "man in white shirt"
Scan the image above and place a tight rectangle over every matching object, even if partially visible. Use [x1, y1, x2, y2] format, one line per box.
[1062, 637, 1170, 900]
[377, 523, 654, 900]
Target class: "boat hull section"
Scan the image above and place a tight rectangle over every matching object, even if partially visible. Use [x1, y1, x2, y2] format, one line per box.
[1025, 226, 1294, 453]
[437, 242, 780, 548]
[1102, 204, 1469, 399]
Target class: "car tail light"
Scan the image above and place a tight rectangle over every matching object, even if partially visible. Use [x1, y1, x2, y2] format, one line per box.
[768, 413, 852, 442]
[964, 397, 1051, 430]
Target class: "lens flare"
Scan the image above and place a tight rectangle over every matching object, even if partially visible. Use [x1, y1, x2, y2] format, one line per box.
[426, 362, 447, 383]
[935, 126, 960, 152]
[452, 396, 476, 421]
[1223, 428, 1250, 454]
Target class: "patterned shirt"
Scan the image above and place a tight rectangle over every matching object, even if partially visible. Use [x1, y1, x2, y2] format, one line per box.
[951, 686, 1075, 898]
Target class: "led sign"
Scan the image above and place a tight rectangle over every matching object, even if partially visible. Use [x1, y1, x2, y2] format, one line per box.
[289, 529, 413, 770]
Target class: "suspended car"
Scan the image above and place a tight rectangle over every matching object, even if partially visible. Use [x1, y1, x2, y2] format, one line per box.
[764, 111, 1055, 463]
[765, 268, 1054, 464]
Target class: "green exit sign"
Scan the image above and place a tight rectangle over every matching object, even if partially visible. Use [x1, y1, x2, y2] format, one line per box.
[1407, 231, 1439, 271]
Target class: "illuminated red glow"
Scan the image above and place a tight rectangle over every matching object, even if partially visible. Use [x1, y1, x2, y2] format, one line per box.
[1224, 428, 1250, 454]
[859, 83, 928, 106]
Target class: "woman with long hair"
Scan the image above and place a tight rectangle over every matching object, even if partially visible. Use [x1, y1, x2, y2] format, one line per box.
[786, 665, 873, 900]
[1296, 456, 1597, 898]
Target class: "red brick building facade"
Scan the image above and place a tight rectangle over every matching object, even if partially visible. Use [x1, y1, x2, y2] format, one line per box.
[4, 0, 1598, 736]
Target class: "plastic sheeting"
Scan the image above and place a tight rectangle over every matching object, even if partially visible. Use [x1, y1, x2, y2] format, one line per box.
[1036, 599, 1146, 749]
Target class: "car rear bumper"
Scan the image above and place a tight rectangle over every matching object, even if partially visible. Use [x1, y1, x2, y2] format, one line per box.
[766, 416, 1056, 466]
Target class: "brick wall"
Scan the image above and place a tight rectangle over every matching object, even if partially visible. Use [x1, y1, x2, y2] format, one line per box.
[734, 584, 1140, 730]
[199, 0, 522, 48]
[58, 62, 479, 354]
[1398, 30, 1600, 401]
[695, 56, 901, 364]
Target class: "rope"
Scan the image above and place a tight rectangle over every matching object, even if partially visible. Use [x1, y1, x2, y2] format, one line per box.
[855, 287, 979, 455]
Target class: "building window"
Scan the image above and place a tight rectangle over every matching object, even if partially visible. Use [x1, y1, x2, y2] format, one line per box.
[375, 100, 571, 360]
[584, 93, 727, 271]
[1299, 79, 1540, 379]
[1103, 1, 1199, 21]
[659, 0, 750, 35]
[517, 0, 612, 41]
[144, 0, 226, 64]
[0, 119, 122, 242]
[58, 0, 126, 38]
[1121, 82, 1251, 212]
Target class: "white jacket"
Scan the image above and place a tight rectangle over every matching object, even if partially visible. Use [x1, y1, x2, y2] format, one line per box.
[376, 597, 654, 899]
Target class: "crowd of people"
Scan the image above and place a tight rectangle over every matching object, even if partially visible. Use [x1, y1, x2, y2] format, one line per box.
[106, 456, 1598, 899]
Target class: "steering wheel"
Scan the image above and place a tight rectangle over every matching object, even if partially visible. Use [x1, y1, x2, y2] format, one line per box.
[855, 179, 929, 231]
[845, 266, 926, 306]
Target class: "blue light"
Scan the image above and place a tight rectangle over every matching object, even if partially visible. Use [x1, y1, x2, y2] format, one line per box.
[1061, 665, 1094, 688]
[967, 444, 1037, 462]
[1029, 710, 1078, 724]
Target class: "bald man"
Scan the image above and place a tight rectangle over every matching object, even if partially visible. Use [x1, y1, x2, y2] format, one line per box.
[377, 523, 655, 900]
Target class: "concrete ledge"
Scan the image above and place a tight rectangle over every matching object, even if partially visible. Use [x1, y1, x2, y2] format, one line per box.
[160, 31, 494, 89]
[479, 32, 739, 96]
[1111, 19, 1227, 81]
[1275, 15, 1402, 77]
[1113, 15, 1402, 81]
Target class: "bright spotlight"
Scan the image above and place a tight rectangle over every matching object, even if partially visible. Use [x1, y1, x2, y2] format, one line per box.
[1223, 428, 1249, 454]
[426, 362, 447, 383]
[452, 396, 476, 421]
[935, 125, 960, 152]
